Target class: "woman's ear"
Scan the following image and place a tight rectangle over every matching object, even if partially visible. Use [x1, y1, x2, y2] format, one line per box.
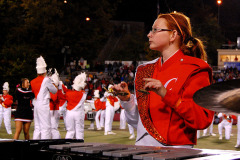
[170, 30, 178, 42]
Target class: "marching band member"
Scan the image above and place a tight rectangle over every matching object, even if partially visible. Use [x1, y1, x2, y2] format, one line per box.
[202, 116, 216, 137]
[58, 82, 67, 125]
[49, 69, 61, 139]
[103, 85, 119, 135]
[93, 90, 102, 130]
[0, 82, 13, 134]
[62, 72, 87, 140]
[14, 78, 34, 140]
[218, 113, 236, 140]
[31, 56, 58, 139]
[100, 101, 106, 129]
[235, 115, 240, 148]
[112, 12, 214, 147]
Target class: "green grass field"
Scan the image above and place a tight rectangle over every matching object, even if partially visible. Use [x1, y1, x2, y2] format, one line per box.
[1, 119, 240, 151]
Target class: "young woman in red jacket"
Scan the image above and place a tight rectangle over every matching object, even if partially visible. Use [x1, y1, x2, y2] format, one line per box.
[112, 12, 214, 148]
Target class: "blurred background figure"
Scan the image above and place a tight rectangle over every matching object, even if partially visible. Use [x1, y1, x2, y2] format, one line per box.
[218, 113, 236, 140]
[202, 115, 216, 137]
[102, 85, 119, 135]
[49, 69, 61, 139]
[93, 90, 102, 130]
[235, 115, 240, 148]
[0, 82, 13, 135]
[63, 73, 87, 140]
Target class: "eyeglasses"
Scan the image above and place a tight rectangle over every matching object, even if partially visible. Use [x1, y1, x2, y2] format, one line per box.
[150, 28, 173, 34]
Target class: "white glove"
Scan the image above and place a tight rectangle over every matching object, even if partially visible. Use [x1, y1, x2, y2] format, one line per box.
[104, 91, 109, 98]
[51, 74, 59, 86]
[1, 97, 4, 101]
[58, 81, 63, 90]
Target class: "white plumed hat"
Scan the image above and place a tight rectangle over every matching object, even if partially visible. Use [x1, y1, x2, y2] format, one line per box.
[108, 84, 113, 93]
[51, 68, 59, 86]
[3, 82, 9, 92]
[36, 56, 47, 74]
[94, 90, 100, 98]
[72, 72, 87, 91]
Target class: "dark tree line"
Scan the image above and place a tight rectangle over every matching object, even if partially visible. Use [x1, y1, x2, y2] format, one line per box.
[0, 0, 119, 93]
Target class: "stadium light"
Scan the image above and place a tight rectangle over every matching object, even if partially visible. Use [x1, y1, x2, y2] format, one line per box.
[217, 0, 222, 24]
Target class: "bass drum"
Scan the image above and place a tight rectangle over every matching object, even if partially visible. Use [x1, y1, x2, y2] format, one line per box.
[87, 111, 96, 120]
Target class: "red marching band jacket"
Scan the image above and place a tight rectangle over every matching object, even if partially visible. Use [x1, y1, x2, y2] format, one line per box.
[107, 95, 118, 107]
[94, 98, 102, 111]
[223, 114, 237, 123]
[135, 50, 214, 146]
[50, 92, 59, 110]
[0, 94, 13, 108]
[61, 84, 85, 111]
[101, 101, 106, 110]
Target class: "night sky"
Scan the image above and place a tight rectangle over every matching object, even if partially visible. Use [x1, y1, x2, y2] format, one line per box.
[113, 0, 240, 41]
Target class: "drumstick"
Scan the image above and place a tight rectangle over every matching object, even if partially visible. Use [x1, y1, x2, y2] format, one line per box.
[104, 87, 129, 96]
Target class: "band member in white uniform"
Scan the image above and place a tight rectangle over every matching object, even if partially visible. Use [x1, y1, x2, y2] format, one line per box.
[235, 115, 240, 148]
[102, 85, 119, 135]
[93, 90, 102, 130]
[31, 56, 58, 139]
[0, 82, 13, 134]
[49, 69, 61, 139]
[62, 73, 87, 140]
[218, 113, 236, 140]
[58, 82, 67, 126]
[100, 101, 106, 129]
[202, 116, 216, 136]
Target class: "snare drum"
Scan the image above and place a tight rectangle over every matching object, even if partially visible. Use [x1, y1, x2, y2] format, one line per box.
[87, 111, 96, 120]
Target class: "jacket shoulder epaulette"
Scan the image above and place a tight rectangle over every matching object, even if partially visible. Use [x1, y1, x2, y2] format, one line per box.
[180, 55, 210, 69]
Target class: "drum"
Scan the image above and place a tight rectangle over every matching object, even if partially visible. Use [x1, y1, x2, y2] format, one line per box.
[87, 111, 96, 120]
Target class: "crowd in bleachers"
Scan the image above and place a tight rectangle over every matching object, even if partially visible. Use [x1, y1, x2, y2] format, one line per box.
[213, 66, 240, 83]
[63, 57, 240, 101]
[62, 61, 138, 100]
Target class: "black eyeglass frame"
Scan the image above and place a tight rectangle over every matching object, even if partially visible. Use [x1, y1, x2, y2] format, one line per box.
[150, 28, 173, 34]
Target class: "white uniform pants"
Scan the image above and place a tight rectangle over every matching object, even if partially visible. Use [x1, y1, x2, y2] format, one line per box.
[203, 117, 214, 135]
[197, 130, 200, 139]
[120, 109, 126, 129]
[33, 103, 51, 139]
[95, 110, 101, 129]
[50, 110, 61, 139]
[100, 110, 105, 128]
[128, 124, 134, 135]
[105, 104, 114, 133]
[59, 102, 67, 121]
[236, 116, 240, 145]
[218, 119, 232, 140]
[65, 110, 85, 139]
[0, 105, 12, 134]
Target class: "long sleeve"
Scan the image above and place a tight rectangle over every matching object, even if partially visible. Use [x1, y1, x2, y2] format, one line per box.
[162, 71, 214, 130]
[46, 78, 57, 94]
[120, 94, 139, 128]
[2, 95, 13, 107]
